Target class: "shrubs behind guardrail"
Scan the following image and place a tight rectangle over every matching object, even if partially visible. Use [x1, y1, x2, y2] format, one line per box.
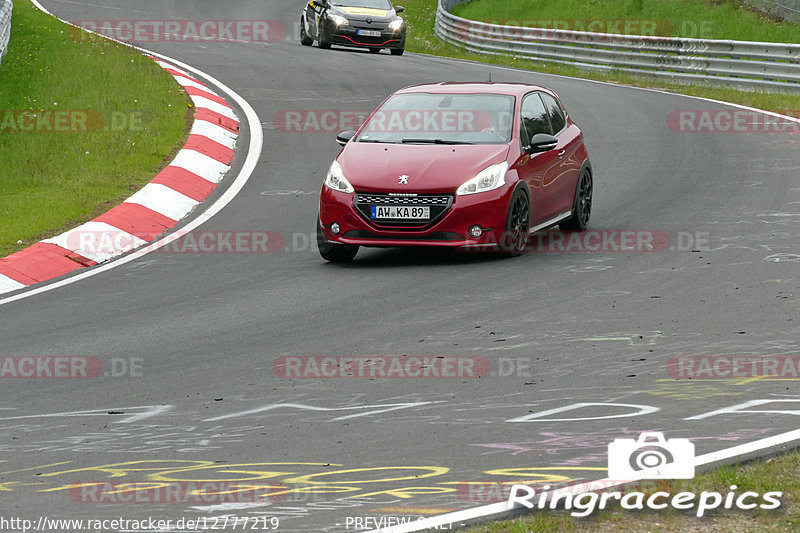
[745, 0, 800, 23]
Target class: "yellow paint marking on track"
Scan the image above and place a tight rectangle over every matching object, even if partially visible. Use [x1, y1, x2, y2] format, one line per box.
[0, 461, 71, 475]
[0, 482, 44, 491]
[284, 466, 450, 485]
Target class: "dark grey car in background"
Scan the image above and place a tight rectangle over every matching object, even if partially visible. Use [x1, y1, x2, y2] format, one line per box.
[300, 0, 406, 55]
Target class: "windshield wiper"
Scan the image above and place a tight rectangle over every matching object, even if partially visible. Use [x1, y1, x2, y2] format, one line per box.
[358, 139, 394, 143]
[401, 138, 472, 145]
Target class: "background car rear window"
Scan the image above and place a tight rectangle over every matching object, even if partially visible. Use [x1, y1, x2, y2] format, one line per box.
[520, 93, 552, 147]
[541, 92, 567, 134]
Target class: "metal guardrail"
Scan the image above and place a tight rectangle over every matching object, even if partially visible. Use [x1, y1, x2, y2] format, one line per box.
[745, 0, 800, 22]
[436, 0, 800, 93]
[0, 0, 11, 66]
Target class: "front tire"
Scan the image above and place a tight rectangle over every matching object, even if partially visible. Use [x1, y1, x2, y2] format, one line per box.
[300, 18, 313, 46]
[317, 23, 332, 49]
[499, 188, 530, 256]
[317, 221, 359, 263]
[560, 169, 592, 231]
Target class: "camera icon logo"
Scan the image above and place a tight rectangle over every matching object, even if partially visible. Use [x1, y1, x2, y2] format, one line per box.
[608, 432, 695, 479]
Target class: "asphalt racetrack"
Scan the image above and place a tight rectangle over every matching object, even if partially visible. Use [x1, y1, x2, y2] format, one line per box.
[1, 1, 800, 531]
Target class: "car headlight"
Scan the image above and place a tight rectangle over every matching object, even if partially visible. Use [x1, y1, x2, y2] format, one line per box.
[389, 18, 405, 31]
[325, 161, 355, 194]
[328, 14, 349, 26]
[456, 162, 509, 196]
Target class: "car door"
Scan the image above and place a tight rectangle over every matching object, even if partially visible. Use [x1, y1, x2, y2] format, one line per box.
[512, 92, 561, 227]
[540, 92, 583, 217]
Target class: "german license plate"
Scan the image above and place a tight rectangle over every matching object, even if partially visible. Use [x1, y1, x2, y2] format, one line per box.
[371, 205, 429, 220]
[357, 29, 382, 37]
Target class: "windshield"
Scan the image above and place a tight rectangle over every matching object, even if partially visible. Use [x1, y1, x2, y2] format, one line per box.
[331, 0, 393, 9]
[356, 93, 515, 145]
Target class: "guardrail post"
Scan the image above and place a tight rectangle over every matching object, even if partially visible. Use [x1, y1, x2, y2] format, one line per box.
[0, 0, 12, 67]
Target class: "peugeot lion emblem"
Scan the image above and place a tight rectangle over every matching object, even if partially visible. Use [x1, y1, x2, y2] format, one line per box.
[398, 175, 409, 185]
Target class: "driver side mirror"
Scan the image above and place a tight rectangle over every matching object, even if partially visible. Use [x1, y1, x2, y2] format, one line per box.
[526, 133, 558, 154]
[336, 130, 356, 146]
[395, 6, 405, 13]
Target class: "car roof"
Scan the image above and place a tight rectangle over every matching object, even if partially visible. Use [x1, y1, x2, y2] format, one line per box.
[395, 82, 553, 98]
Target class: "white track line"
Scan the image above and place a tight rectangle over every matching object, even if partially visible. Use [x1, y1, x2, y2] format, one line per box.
[1, 1, 263, 307]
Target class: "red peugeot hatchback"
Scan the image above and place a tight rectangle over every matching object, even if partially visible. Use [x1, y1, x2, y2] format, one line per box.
[317, 82, 593, 262]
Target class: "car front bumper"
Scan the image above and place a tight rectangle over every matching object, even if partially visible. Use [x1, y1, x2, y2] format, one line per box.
[325, 23, 405, 49]
[318, 185, 514, 249]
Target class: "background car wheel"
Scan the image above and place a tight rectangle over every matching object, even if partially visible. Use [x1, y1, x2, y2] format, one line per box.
[317, 26, 332, 49]
[391, 48, 404, 56]
[317, 222, 359, 263]
[560, 169, 592, 231]
[369, 48, 382, 54]
[300, 19, 313, 46]
[499, 188, 530, 256]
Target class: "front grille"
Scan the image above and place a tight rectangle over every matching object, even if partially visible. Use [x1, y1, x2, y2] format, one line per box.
[354, 193, 453, 228]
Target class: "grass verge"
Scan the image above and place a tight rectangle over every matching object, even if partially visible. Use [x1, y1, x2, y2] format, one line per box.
[0, 0, 190, 257]
[461, 450, 800, 532]
[400, 0, 800, 118]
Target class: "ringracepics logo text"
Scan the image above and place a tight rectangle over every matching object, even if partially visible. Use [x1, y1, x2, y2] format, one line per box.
[508, 483, 782, 518]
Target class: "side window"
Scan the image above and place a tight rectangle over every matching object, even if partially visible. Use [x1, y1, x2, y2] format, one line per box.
[519, 93, 551, 148]
[541, 93, 567, 134]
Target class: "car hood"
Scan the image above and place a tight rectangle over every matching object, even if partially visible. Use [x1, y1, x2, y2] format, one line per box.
[338, 143, 511, 194]
[330, 5, 396, 20]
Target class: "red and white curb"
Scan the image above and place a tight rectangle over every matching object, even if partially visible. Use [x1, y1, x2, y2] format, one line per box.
[0, 58, 239, 295]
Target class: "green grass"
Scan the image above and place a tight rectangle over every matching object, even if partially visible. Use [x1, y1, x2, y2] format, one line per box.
[451, 0, 800, 43]
[399, 0, 800, 118]
[0, 0, 190, 257]
[461, 451, 800, 532]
